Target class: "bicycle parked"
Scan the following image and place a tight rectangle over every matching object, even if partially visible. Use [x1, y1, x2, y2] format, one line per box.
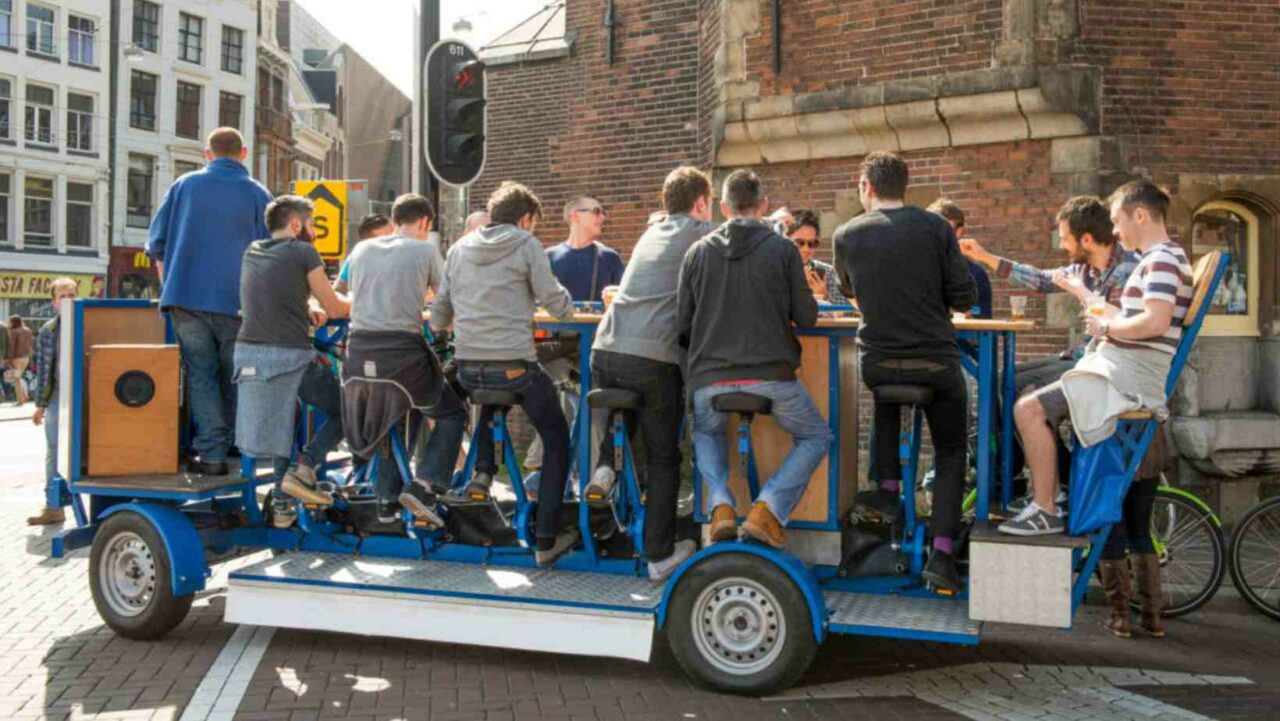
[1228, 493, 1280, 621]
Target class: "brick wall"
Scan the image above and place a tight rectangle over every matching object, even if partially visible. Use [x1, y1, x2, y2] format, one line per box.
[473, 0, 704, 254]
[744, 0, 1003, 95]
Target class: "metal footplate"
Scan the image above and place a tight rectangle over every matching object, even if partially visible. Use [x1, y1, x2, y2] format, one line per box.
[824, 591, 981, 645]
[227, 552, 663, 661]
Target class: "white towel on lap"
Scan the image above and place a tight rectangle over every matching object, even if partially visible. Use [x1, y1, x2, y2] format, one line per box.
[1060, 342, 1171, 447]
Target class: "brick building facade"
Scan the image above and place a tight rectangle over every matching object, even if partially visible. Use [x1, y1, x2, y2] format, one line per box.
[475, 0, 1280, 513]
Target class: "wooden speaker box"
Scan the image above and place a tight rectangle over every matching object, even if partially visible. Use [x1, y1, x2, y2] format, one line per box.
[87, 344, 180, 476]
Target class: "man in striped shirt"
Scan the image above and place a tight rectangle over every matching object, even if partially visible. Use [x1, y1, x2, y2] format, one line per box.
[1001, 182, 1192, 536]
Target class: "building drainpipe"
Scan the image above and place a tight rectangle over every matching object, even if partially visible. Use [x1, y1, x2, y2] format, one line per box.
[106, 0, 121, 296]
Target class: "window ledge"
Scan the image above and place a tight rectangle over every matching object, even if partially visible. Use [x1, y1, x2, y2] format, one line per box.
[0, 45, 16, 54]
[65, 248, 97, 256]
[129, 123, 158, 132]
[67, 149, 99, 158]
[25, 50, 60, 63]
[16, 245, 57, 255]
[0, 138, 15, 147]
[68, 61, 100, 72]
[23, 143, 58, 153]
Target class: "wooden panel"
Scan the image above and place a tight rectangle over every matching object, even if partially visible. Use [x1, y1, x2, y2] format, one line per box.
[83, 307, 166, 350]
[87, 345, 179, 476]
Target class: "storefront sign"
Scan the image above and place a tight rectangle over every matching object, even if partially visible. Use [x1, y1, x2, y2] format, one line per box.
[0, 272, 104, 299]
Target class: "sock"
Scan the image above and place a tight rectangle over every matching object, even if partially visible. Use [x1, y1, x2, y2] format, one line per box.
[933, 537, 953, 555]
[879, 479, 901, 493]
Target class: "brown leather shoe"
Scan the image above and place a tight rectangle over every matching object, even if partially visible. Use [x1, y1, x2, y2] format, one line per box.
[741, 501, 787, 549]
[26, 507, 65, 526]
[709, 504, 738, 543]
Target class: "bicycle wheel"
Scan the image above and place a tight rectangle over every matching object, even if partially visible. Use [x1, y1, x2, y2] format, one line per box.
[1228, 496, 1280, 621]
[1141, 488, 1225, 617]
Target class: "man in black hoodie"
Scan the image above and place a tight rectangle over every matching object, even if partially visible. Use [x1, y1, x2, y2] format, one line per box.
[677, 169, 831, 549]
[833, 152, 977, 593]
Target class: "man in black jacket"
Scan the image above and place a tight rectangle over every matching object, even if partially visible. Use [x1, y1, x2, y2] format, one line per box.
[834, 152, 977, 593]
[677, 169, 831, 549]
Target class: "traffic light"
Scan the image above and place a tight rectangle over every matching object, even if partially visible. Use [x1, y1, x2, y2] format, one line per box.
[425, 41, 486, 186]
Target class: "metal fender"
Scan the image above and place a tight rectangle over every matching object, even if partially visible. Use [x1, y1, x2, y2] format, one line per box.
[656, 543, 827, 643]
[100, 504, 209, 596]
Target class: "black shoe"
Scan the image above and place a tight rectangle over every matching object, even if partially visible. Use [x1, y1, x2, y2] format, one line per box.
[377, 500, 403, 525]
[190, 459, 229, 476]
[921, 550, 962, 595]
[855, 488, 901, 519]
[398, 482, 445, 528]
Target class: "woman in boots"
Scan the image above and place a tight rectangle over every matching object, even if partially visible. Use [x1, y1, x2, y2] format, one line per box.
[1098, 433, 1167, 638]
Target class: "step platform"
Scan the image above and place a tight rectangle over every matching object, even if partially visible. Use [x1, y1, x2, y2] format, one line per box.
[226, 552, 664, 661]
[824, 591, 981, 645]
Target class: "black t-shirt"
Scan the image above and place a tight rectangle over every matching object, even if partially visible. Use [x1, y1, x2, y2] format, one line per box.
[834, 207, 977, 361]
[238, 237, 324, 348]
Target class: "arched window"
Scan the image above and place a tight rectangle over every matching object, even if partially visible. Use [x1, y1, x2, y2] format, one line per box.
[1189, 200, 1259, 336]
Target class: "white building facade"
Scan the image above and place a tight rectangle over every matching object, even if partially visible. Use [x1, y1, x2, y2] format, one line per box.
[110, 0, 257, 298]
[0, 0, 112, 320]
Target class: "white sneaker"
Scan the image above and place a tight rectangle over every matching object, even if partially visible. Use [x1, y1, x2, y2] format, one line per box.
[648, 540, 697, 582]
[585, 466, 617, 502]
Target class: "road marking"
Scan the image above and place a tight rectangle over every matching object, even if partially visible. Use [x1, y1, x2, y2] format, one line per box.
[179, 624, 275, 721]
[770, 663, 1254, 720]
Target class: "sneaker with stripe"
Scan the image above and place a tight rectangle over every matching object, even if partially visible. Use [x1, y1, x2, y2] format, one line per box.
[998, 500, 1066, 536]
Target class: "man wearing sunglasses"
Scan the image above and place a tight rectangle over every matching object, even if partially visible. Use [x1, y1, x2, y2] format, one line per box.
[784, 209, 849, 306]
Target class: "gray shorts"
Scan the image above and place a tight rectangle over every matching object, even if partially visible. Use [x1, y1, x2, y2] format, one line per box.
[1030, 380, 1072, 426]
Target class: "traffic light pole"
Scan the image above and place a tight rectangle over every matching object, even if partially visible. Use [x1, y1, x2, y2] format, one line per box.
[418, 0, 440, 210]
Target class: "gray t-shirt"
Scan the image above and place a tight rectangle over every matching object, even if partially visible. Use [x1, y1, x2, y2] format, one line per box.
[238, 237, 324, 348]
[347, 234, 444, 335]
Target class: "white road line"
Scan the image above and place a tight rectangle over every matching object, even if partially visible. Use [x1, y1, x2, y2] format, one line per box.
[179, 624, 275, 721]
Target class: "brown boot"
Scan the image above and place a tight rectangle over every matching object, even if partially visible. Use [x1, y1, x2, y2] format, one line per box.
[741, 502, 787, 549]
[1098, 559, 1132, 638]
[27, 507, 65, 526]
[709, 504, 738, 543]
[1132, 553, 1165, 638]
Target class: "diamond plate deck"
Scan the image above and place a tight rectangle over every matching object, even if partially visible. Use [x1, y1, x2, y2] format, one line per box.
[230, 552, 664, 613]
[824, 591, 981, 644]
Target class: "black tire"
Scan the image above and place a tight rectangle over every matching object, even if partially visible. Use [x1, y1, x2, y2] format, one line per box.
[89, 511, 195, 639]
[1138, 489, 1225, 617]
[1228, 496, 1280, 621]
[665, 553, 818, 695]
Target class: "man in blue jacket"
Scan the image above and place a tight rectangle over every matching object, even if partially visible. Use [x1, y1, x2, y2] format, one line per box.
[147, 128, 272, 476]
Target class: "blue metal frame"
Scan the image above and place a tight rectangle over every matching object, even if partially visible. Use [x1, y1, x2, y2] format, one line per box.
[655, 543, 828, 643]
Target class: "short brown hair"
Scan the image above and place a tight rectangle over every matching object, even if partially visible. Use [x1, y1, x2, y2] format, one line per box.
[1055, 195, 1115, 245]
[206, 127, 245, 157]
[487, 182, 543, 226]
[927, 198, 965, 229]
[357, 213, 392, 240]
[265, 195, 314, 233]
[662, 166, 712, 215]
[789, 209, 820, 236]
[721, 169, 765, 214]
[861, 152, 909, 200]
[1109, 180, 1171, 221]
[50, 277, 79, 299]
[391, 193, 435, 226]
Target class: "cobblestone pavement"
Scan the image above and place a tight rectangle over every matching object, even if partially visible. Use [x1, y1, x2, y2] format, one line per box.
[2, 405, 1278, 720]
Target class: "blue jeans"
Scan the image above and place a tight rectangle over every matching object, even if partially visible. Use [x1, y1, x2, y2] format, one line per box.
[408, 383, 467, 489]
[44, 400, 60, 509]
[171, 308, 240, 462]
[458, 362, 569, 542]
[693, 380, 831, 524]
[271, 358, 344, 486]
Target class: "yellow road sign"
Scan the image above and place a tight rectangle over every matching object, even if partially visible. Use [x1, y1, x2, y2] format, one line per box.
[294, 180, 347, 259]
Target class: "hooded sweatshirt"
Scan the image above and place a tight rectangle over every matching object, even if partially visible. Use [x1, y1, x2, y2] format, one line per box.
[593, 213, 715, 366]
[431, 224, 573, 362]
[677, 218, 819, 389]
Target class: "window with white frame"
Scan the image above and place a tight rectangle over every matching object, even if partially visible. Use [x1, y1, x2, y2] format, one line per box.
[68, 15, 95, 65]
[0, 173, 10, 245]
[175, 81, 201, 139]
[26, 3, 55, 56]
[132, 0, 159, 52]
[178, 12, 203, 64]
[221, 26, 243, 74]
[0, 1, 13, 50]
[127, 154, 154, 228]
[66, 92, 93, 151]
[0, 78, 10, 140]
[23, 176, 53, 246]
[24, 83, 54, 145]
[66, 182, 93, 248]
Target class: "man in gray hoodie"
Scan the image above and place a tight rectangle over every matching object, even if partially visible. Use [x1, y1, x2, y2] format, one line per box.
[585, 166, 713, 580]
[430, 182, 578, 567]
